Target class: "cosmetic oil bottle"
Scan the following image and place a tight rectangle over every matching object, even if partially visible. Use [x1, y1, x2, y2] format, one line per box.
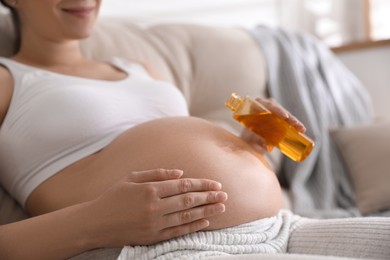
[225, 93, 314, 162]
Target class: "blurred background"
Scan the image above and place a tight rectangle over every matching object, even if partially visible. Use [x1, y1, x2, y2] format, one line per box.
[101, 0, 390, 48]
[101, 0, 390, 116]
[1, 0, 386, 116]
[100, 0, 389, 118]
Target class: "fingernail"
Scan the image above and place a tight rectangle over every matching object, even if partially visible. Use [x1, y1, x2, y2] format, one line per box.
[215, 192, 228, 201]
[169, 169, 183, 178]
[215, 203, 226, 213]
[200, 219, 210, 228]
[210, 182, 222, 190]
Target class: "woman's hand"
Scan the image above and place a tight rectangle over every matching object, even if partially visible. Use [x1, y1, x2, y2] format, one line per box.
[240, 98, 306, 154]
[0, 169, 226, 260]
[86, 168, 228, 247]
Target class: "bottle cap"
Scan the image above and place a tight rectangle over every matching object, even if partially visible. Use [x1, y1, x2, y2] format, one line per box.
[225, 93, 244, 112]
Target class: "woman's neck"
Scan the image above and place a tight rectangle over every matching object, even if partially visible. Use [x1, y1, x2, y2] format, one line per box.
[13, 34, 86, 67]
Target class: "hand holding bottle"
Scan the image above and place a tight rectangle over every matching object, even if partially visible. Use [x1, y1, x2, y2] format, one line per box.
[226, 93, 314, 162]
[240, 97, 306, 154]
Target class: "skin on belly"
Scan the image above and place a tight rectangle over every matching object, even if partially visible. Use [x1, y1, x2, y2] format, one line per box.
[26, 117, 282, 230]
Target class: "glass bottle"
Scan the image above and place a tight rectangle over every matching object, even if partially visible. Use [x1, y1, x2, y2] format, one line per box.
[225, 93, 314, 162]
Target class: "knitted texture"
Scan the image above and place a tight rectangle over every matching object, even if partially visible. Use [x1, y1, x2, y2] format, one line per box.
[70, 213, 390, 260]
[118, 210, 305, 260]
[288, 217, 390, 259]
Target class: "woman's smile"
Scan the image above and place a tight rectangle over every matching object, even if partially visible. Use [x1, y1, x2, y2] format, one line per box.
[61, 6, 96, 18]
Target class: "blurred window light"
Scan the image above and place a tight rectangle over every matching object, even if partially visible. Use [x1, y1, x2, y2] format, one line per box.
[99, 0, 389, 47]
[304, 0, 332, 16]
[370, 0, 390, 40]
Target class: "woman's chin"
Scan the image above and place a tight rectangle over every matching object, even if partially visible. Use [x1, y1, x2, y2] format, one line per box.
[63, 24, 96, 40]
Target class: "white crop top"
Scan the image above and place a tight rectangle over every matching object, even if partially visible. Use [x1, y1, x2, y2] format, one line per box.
[0, 57, 189, 207]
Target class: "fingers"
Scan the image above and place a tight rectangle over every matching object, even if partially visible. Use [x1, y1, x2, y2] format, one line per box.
[160, 190, 228, 215]
[159, 219, 210, 242]
[162, 201, 226, 228]
[160, 202, 227, 241]
[125, 170, 224, 198]
[125, 168, 184, 183]
[287, 114, 306, 132]
[256, 97, 289, 117]
[154, 178, 223, 198]
[256, 97, 306, 133]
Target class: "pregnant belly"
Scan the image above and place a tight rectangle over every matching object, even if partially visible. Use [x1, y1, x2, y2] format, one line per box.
[26, 117, 282, 230]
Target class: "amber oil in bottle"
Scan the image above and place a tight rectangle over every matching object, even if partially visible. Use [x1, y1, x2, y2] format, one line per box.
[225, 93, 314, 162]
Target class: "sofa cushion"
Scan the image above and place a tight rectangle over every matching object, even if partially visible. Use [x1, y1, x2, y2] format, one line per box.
[330, 119, 390, 214]
[0, 9, 15, 57]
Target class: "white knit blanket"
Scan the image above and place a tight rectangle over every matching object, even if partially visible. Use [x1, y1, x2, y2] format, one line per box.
[248, 26, 375, 218]
[118, 210, 306, 260]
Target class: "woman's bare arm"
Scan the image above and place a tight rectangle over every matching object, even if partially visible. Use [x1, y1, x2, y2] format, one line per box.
[0, 200, 96, 260]
[0, 169, 227, 260]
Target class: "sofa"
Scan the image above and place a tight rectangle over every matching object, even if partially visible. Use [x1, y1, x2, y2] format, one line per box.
[1, 12, 390, 260]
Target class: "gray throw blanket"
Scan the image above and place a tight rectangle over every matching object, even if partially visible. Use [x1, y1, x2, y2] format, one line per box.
[248, 26, 374, 218]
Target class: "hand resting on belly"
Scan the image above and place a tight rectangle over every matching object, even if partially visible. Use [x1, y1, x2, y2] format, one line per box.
[27, 117, 282, 230]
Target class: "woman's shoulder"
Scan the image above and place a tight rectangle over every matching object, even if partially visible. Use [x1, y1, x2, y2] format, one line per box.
[0, 65, 14, 126]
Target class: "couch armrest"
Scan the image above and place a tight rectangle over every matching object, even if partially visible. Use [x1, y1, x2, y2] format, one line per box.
[288, 217, 390, 259]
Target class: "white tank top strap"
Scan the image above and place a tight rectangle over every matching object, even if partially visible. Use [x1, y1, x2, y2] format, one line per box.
[0, 57, 14, 67]
[0, 57, 28, 71]
[0, 57, 32, 96]
[0, 57, 30, 76]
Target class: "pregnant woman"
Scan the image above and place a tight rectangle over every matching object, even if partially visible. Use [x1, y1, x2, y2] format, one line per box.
[0, 0, 306, 259]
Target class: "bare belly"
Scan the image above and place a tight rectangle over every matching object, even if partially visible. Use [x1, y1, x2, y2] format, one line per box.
[26, 117, 282, 230]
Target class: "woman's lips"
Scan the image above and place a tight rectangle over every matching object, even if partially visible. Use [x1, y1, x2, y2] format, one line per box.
[62, 7, 95, 18]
